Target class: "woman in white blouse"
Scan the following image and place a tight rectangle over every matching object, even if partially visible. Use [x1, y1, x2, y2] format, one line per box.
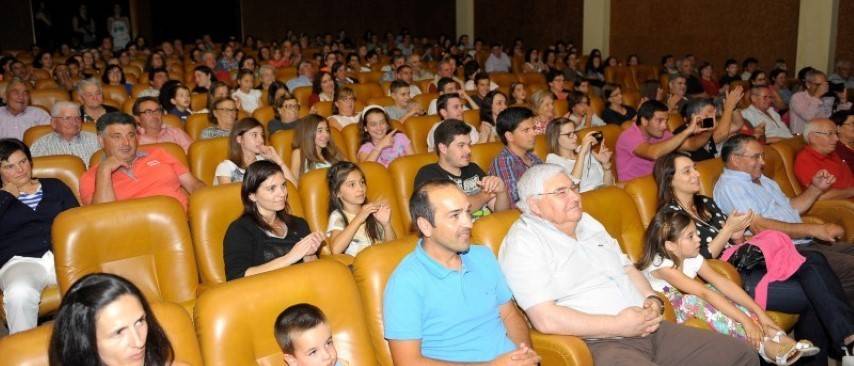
[544, 117, 614, 192]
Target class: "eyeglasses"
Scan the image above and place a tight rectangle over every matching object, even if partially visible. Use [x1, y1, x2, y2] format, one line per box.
[536, 184, 579, 199]
[282, 104, 300, 110]
[139, 108, 162, 115]
[735, 152, 764, 160]
[813, 130, 839, 137]
[216, 108, 238, 113]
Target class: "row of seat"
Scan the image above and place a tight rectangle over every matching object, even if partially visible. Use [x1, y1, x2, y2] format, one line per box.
[7, 138, 839, 364]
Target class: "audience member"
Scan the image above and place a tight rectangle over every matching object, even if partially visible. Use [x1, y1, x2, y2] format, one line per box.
[79, 112, 204, 209]
[0, 138, 77, 334]
[741, 85, 794, 143]
[308, 71, 336, 107]
[77, 79, 118, 123]
[795, 118, 853, 199]
[286, 61, 315, 91]
[790, 69, 834, 135]
[484, 43, 511, 73]
[489, 106, 541, 208]
[232, 69, 262, 114]
[601, 84, 637, 125]
[566, 91, 606, 129]
[830, 59, 853, 89]
[192, 65, 214, 94]
[384, 179, 540, 365]
[385, 80, 423, 123]
[327, 87, 359, 130]
[268, 93, 302, 134]
[137, 68, 168, 98]
[832, 110, 854, 172]
[201, 97, 239, 139]
[30, 101, 99, 164]
[134, 97, 193, 152]
[415, 119, 509, 219]
[215, 117, 295, 186]
[289, 114, 344, 179]
[356, 106, 412, 167]
[275, 303, 346, 366]
[427, 93, 486, 151]
[0, 79, 50, 140]
[499, 164, 756, 366]
[325, 161, 397, 256]
[164, 84, 192, 120]
[223, 160, 323, 280]
[545, 117, 614, 192]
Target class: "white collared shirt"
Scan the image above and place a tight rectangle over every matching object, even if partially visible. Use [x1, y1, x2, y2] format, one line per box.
[740, 105, 793, 140]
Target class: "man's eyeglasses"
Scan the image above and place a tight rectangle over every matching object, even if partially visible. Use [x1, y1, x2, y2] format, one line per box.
[55, 116, 82, 122]
[813, 130, 839, 138]
[139, 108, 162, 115]
[735, 152, 764, 160]
[536, 184, 579, 199]
[216, 108, 238, 113]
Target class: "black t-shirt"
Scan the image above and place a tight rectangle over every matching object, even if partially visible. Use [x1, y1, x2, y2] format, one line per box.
[685, 75, 705, 95]
[268, 119, 299, 134]
[601, 105, 637, 125]
[719, 74, 741, 88]
[80, 104, 119, 123]
[673, 123, 717, 162]
[223, 214, 310, 280]
[659, 196, 729, 259]
[414, 163, 486, 196]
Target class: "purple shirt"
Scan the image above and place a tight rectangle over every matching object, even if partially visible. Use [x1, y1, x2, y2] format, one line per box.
[0, 106, 51, 140]
[358, 133, 411, 167]
[616, 123, 673, 181]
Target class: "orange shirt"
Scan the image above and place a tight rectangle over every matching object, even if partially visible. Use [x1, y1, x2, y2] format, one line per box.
[80, 147, 190, 209]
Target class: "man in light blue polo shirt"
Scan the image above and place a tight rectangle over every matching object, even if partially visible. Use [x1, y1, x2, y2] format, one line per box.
[383, 179, 540, 365]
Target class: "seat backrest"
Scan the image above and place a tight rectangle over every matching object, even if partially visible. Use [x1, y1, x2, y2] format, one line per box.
[187, 137, 229, 186]
[102, 84, 129, 105]
[769, 142, 804, 196]
[314, 101, 334, 117]
[761, 144, 798, 198]
[351, 235, 421, 366]
[402, 114, 440, 153]
[352, 83, 385, 105]
[190, 93, 208, 112]
[412, 92, 438, 112]
[275, 67, 297, 82]
[24, 123, 96, 146]
[462, 108, 481, 129]
[695, 158, 724, 197]
[29, 88, 69, 111]
[270, 129, 296, 164]
[188, 182, 304, 285]
[52, 196, 199, 309]
[471, 210, 521, 256]
[32, 155, 86, 203]
[388, 153, 439, 231]
[357, 71, 384, 84]
[533, 134, 549, 160]
[195, 259, 379, 366]
[470, 142, 504, 173]
[0, 301, 204, 366]
[554, 99, 569, 117]
[89, 142, 189, 170]
[519, 71, 546, 85]
[341, 123, 362, 161]
[161, 114, 184, 130]
[298, 162, 405, 246]
[292, 86, 313, 107]
[489, 72, 519, 88]
[367, 96, 395, 107]
[623, 175, 659, 228]
[580, 186, 645, 263]
[185, 113, 212, 141]
[252, 105, 275, 126]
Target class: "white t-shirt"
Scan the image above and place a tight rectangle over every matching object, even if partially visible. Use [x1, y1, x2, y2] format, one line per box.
[568, 113, 606, 128]
[232, 89, 262, 113]
[214, 156, 263, 185]
[330, 115, 360, 129]
[642, 255, 705, 292]
[326, 210, 379, 256]
[545, 153, 606, 193]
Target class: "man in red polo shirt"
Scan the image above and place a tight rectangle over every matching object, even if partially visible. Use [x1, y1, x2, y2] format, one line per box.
[79, 112, 205, 209]
[794, 118, 854, 200]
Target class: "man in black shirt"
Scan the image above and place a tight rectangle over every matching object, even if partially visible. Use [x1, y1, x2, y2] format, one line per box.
[414, 119, 509, 219]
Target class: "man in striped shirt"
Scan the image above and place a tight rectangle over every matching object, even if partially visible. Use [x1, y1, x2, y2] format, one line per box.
[30, 101, 99, 166]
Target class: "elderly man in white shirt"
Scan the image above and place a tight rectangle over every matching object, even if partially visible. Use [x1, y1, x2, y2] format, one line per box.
[0, 79, 51, 140]
[498, 164, 757, 366]
[484, 44, 511, 73]
[741, 85, 794, 143]
[30, 101, 99, 165]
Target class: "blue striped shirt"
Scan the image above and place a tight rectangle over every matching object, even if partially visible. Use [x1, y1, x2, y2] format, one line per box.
[17, 186, 44, 210]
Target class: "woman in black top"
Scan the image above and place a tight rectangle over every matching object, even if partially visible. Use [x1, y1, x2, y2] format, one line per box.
[653, 152, 854, 363]
[601, 83, 637, 125]
[223, 160, 324, 280]
[0, 138, 78, 334]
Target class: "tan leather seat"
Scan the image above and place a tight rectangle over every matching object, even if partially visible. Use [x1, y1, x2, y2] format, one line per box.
[32, 155, 86, 203]
[270, 129, 296, 165]
[298, 162, 406, 251]
[190, 93, 208, 112]
[314, 101, 334, 118]
[52, 196, 200, 313]
[667, 113, 683, 132]
[161, 114, 184, 130]
[554, 99, 569, 117]
[412, 92, 437, 112]
[462, 109, 481, 129]
[252, 105, 275, 127]
[195, 259, 379, 366]
[470, 142, 504, 173]
[622, 89, 642, 108]
[275, 67, 297, 83]
[580, 186, 646, 263]
[576, 124, 621, 172]
[388, 153, 439, 231]
[622, 175, 659, 228]
[489, 72, 519, 89]
[187, 137, 229, 185]
[352, 235, 594, 366]
[351, 83, 384, 105]
[341, 123, 362, 161]
[23, 123, 96, 146]
[356, 71, 383, 84]
[102, 84, 129, 106]
[0, 301, 204, 366]
[367, 96, 394, 107]
[189, 182, 303, 286]
[519, 72, 546, 85]
[533, 134, 549, 160]
[403, 114, 440, 154]
[185, 113, 212, 141]
[292, 86, 313, 107]
[29, 88, 70, 111]
[34, 79, 59, 90]
[89, 142, 188, 170]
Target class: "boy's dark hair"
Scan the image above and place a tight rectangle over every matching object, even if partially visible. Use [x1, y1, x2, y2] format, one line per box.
[274, 303, 328, 354]
[433, 119, 472, 155]
[495, 106, 534, 145]
[389, 79, 410, 94]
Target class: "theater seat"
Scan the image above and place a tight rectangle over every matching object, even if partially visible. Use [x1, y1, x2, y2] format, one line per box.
[187, 137, 229, 185]
[623, 175, 659, 228]
[412, 92, 437, 112]
[298, 162, 406, 253]
[388, 153, 439, 231]
[403, 114, 440, 153]
[470, 142, 504, 173]
[554, 99, 569, 117]
[195, 259, 379, 366]
[270, 129, 296, 164]
[32, 155, 86, 203]
[0, 301, 204, 366]
[313, 101, 334, 117]
[89, 142, 188, 170]
[52, 196, 200, 313]
[341, 123, 362, 161]
[23, 123, 96, 146]
[252, 105, 275, 126]
[292, 86, 313, 107]
[367, 96, 395, 107]
[189, 182, 303, 286]
[29, 88, 69, 111]
[534, 134, 548, 160]
[190, 93, 208, 112]
[102, 84, 129, 106]
[581, 186, 646, 263]
[351, 235, 594, 366]
[161, 114, 184, 130]
[185, 113, 212, 141]
[490, 72, 519, 89]
[352, 83, 385, 105]
[462, 109, 481, 129]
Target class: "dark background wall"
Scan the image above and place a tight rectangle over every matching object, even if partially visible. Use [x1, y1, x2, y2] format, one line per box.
[241, 0, 455, 42]
[837, 0, 854, 65]
[474, 0, 583, 49]
[610, 0, 800, 71]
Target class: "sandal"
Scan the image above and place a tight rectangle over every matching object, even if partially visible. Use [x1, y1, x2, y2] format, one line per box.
[771, 331, 820, 358]
[759, 337, 802, 366]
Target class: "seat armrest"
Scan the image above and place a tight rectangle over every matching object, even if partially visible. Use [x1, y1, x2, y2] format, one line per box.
[530, 330, 593, 366]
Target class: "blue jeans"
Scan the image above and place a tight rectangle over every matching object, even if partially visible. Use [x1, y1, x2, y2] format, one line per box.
[741, 250, 854, 365]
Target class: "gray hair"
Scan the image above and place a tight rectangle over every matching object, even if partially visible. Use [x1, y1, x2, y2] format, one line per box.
[51, 101, 81, 117]
[803, 118, 833, 143]
[76, 78, 102, 95]
[515, 163, 566, 215]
